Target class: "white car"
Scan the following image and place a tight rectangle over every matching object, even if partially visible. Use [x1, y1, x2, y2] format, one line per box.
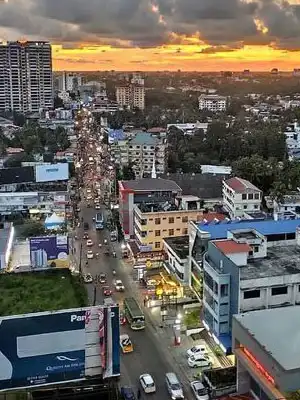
[114, 279, 125, 291]
[191, 381, 209, 400]
[83, 273, 93, 283]
[87, 195, 93, 200]
[187, 345, 207, 358]
[95, 204, 101, 210]
[139, 374, 156, 394]
[87, 250, 94, 259]
[86, 239, 93, 247]
[188, 355, 212, 369]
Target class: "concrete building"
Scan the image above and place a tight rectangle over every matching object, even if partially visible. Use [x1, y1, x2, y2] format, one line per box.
[133, 195, 203, 252]
[233, 307, 300, 399]
[198, 94, 226, 112]
[265, 192, 300, 219]
[189, 217, 300, 305]
[202, 227, 300, 354]
[119, 178, 182, 239]
[0, 41, 53, 112]
[223, 177, 262, 218]
[57, 72, 82, 92]
[115, 83, 145, 110]
[163, 236, 189, 283]
[112, 131, 166, 177]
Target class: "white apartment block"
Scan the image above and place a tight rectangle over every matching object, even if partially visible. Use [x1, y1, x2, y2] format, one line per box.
[57, 72, 82, 92]
[198, 94, 226, 112]
[0, 41, 53, 113]
[116, 84, 145, 110]
[223, 177, 262, 218]
[284, 122, 300, 150]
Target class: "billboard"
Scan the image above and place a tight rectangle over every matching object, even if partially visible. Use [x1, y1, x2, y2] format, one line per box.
[35, 163, 69, 183]
[0, 306, 120, 391]
[29, 235, 69, 269]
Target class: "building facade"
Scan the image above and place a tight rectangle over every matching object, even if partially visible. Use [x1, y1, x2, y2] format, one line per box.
[116, 84, 145, 110]
[0, 41, 53, 112]
[198, 94, 226, 112]
[57, 72, 82, 92]
[233, 307, 300, 400]
[202, 227, 300, 353]
[223, 177, 262, 218]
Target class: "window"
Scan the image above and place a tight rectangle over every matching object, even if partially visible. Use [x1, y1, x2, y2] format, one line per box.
[243, 205, 248, 209]
[169, 229, 174, 236]
[254, 193, 260, 200]
[254, 205, 258, 209]
[254, 246, 259, 253]
[248, 193, 253, 200]
[169, 217, 174, 224]
[220, 284, 228, 297]
[182, 228, 188, 235]
[182, 216, 188, 223]
[155, 218, 161, 224]
[272, 286, 288, 296]
[242, 194, 247, 200]
[243, 289, 260, 299]
[155, 230, 160, 237]
[155, 242, 160, 249]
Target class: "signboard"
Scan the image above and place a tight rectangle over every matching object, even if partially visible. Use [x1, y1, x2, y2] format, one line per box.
[35, 163, 69, 183]
[0, 306, 120, 391]
[29, 235, 69, 269]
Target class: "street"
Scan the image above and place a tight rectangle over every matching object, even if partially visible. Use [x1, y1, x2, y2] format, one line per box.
[73, 110, 193, 399]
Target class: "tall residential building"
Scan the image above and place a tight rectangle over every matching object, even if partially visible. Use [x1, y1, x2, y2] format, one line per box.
[115, 83, 145, 110]
[198, 94, 226, 112]
[57, 72, 82, 92]
[0, 41, 53, 113]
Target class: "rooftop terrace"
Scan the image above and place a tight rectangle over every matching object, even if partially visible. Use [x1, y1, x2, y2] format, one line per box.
[164, 236, 189, 259]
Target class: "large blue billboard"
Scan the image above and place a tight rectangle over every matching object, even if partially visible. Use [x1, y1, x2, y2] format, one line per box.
[35, 163, 69, 183]
[29, 235, 69, 269]
[0, 309, 86, 390]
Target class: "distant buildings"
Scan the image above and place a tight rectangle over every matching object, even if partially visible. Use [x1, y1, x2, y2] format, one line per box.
[271, 68, 279, 75]
[222, 177, 262, 218]
[56, 72, 82, 92]
[116, 83, 145, 110]
[198, 94, 226, 112]
[0, 41, 53, 112]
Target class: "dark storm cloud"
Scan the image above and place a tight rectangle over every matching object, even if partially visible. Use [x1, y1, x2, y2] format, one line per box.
[1, 0, 300, 49]
[199, 45, 243, 54]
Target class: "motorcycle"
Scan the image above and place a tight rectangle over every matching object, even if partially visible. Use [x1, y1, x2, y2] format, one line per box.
[112, 270, 116, 276]
[112, 251, 116, 258]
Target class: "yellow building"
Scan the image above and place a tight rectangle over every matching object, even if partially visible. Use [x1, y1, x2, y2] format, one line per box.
[134, 195, 203, 252]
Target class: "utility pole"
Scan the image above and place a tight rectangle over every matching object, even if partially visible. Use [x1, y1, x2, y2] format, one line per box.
[79, 242, 83, 275]
[93, 286, 97, 306]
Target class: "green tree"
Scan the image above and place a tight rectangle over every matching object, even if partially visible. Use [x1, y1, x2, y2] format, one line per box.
[4, 152, 34, 167]
[122, 163, 135, 180]
[18, 221, 45, 238]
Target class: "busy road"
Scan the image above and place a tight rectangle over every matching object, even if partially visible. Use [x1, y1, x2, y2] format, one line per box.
[74, 110, 192, 399]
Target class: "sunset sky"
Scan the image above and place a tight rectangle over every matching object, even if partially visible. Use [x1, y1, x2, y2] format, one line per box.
[1, 0, 300, 71]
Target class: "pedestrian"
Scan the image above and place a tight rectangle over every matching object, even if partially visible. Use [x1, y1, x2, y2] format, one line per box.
[143, 298, 146, 307]
[137, 388, 141, 399]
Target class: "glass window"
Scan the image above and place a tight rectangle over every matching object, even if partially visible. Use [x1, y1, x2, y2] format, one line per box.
[248, 193, 253, 200]
[272, 286, 288, 296]
[182, 216, 188, 223]
[242, 194, 247, 200]
[155, 230, 160, 237]
[169, 217, 174, 223]
[155, 242, 160, 249]
[155, 218, 161, 224]
[169, 229, 174, 236]
[182, 228, 188, 235]
[254, 193, 260, 200]
[220, 284, 228, 297]
[244, 290, 260, 299]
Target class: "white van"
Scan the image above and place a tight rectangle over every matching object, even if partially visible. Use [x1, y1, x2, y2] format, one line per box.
[188, 354, 212, 369]
[165, 372, 184, 399]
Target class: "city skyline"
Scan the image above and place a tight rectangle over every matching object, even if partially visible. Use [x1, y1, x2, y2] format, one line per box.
[1, 0, 300, 71]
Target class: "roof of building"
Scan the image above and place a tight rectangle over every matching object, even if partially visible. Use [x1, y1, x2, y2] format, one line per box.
[129, 132, 160, 146]
[147, 127, 165, 133]
[108, 129, 126, 142]
[120, 178, 181, 192]
[0, 227, 11, 255]
[240, 245, 300, 280]
[213, 239, 252, 254]
[163, 236, 189, 259]
[197, 218, 300, 239]
[234, 306, 300, 371]
[224, 177, 261, 193]
[159, 173, 225, 199]
[0, 167, 35, 185]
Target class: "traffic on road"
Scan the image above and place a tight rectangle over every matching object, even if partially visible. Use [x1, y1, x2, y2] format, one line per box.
[73, 109, 198, 400]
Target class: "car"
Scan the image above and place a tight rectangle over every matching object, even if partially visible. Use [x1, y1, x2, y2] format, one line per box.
[83, 222, 89, 230]
[114, 279, 125, 292]
[87, 189, 92, 194]
[86, 239, 93, 247]
[83, 273, 93, 283]
[120, 386, 135, 400]
[83, 232, 89, 239]
[87, 250, 94, 259]
[94, 198, 100, 204]
[165, 372, 184, 399]
[120, 334, 133, 353]
[95, 204, 101, 210]
[139, 374, 156, 394]
[187, 345, 207, 358]
[187, 354, 212, 369]
[87, 195, 93, 200]
[76, 207, 81, 212]
[103, 286, 112, 296]
[190, 381, 209, 400]
[99, 274, 106, 284]
[119, 312, 126, 325]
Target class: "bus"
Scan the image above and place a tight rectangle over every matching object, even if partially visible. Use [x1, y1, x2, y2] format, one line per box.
[124, 297, 145, 330]
[95, 212, 104, 230]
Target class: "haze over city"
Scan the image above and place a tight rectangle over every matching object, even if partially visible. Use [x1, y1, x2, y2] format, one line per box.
[1, 0, 300, 71]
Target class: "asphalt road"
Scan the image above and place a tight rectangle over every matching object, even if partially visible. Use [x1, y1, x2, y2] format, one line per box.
[74, 202, 191, 400]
